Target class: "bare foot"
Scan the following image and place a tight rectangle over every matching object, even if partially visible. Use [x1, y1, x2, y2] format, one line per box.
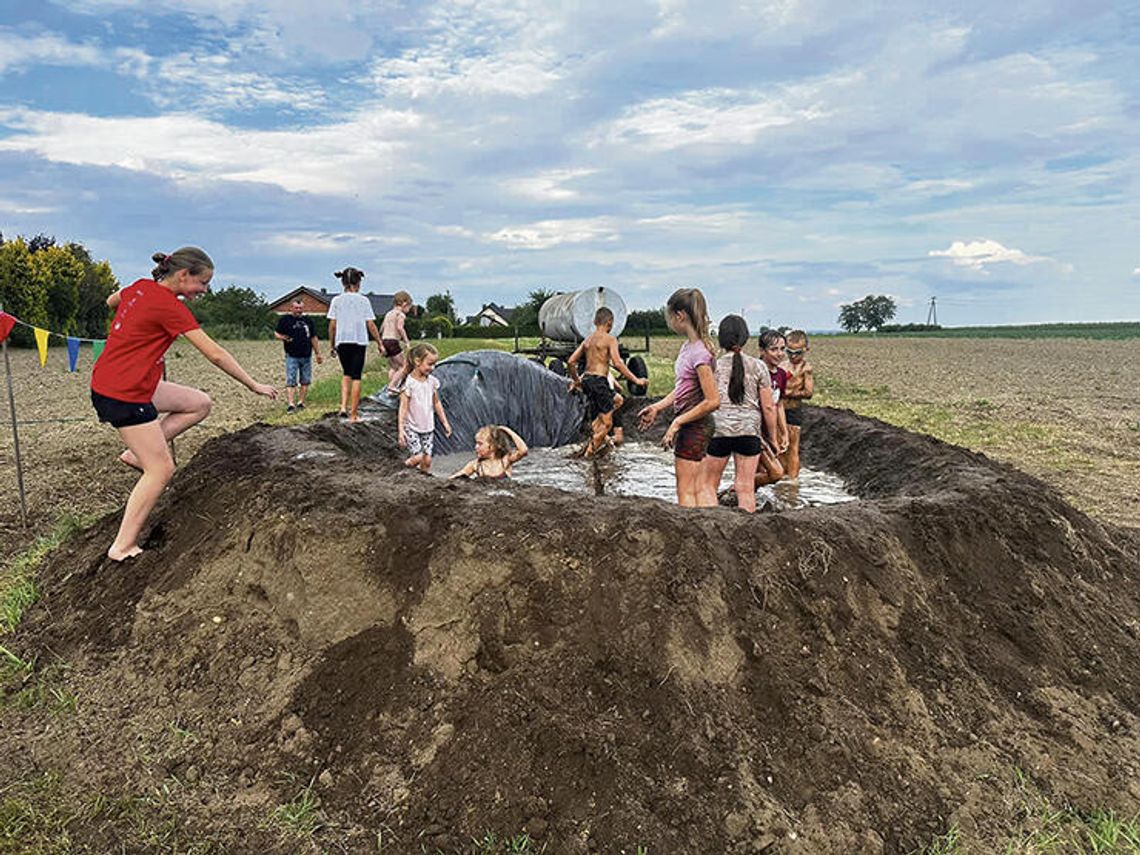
[107, 545, 143, 562]
[348, 415, 361, 423]
[118, 450, 143, 472]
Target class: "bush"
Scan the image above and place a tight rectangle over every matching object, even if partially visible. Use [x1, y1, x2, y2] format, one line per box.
[879, 323, 943, 333]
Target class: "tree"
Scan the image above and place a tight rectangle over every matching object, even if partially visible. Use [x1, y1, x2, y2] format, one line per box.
[510, 288, 557, 333]
[32, 245, 85, 336]
[837, 294, 897, 332]
[0, 238, 47, 347]
[188, 286, 274, 336]
[424, 291, 458, 324]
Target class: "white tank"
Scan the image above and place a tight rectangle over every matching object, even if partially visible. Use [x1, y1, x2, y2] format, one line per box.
[538, 287, 628, 341]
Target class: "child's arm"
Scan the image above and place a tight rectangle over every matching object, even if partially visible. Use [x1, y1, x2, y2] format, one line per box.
[608, 338, 648, 386]
[367, 319, 383, 352]
[639, 389, 676, 430]
[776, 401, 789, 452]
[449, 459, 478, 480]
[662, 363, 719, 445]
[760, 383, 779, 442]
[566, 341, 586, 387]
[433, 390, 451, 437]
[396, 312, 409, 347]
[499, 425, 528, 463]
[397, 391, 409, 447]
[798, 365, 814, 399]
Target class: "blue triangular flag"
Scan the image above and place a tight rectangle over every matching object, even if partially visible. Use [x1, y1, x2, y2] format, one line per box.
[67, 337, 81, 372]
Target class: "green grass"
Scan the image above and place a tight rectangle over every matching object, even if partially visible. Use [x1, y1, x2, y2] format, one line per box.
[1, 513, 91, 636]
[267, 784, 324, 839]
[839, 321, 1140, 340]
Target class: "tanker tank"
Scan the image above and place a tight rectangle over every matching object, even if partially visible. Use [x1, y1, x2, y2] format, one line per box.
[539, 287, 628, 341]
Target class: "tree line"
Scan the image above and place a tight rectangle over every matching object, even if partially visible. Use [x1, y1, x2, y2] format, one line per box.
[0, 233, 120, 347]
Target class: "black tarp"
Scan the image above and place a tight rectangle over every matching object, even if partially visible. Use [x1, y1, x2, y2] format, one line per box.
[366, 350, 587, 456]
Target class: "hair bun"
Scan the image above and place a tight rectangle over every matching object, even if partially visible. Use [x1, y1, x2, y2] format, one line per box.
[152, 252, 168, 264]
[332, 270, 343, 278]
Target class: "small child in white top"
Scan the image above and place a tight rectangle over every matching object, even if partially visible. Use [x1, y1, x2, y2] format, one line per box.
[397, 343, 451, 472]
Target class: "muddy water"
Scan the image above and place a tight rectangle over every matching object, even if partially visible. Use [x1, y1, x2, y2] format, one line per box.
[432, 442, 857, 509]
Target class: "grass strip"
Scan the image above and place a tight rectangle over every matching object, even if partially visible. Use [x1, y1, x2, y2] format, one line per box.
[1, 513, 91, 636]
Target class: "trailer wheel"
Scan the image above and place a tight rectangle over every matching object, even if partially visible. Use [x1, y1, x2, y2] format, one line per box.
[548, 358, 568, 376]
[627, 355, 649, 396]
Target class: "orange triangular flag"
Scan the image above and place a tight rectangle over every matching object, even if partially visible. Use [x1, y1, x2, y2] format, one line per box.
[34, 327, 49, 367]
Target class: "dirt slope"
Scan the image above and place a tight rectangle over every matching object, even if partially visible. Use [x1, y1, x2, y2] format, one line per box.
[3, 405, 1140, 854]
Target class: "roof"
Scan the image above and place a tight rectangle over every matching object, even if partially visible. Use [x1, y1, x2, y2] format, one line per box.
[479, 302, 516, 322]
[269, 286, 398, 316]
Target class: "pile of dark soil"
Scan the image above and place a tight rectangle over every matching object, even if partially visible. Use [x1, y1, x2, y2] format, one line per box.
[4, 405, 1140, 854]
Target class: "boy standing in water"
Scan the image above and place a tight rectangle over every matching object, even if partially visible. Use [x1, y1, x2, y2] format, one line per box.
[567, 307, 648, 456]
[781, 330, 814, 479]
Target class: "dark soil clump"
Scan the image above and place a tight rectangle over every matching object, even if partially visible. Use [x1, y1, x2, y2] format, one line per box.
[3, 405, 1140, 853]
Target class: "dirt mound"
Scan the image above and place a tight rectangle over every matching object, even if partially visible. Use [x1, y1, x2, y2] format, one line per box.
[4, 405, 1140, 853]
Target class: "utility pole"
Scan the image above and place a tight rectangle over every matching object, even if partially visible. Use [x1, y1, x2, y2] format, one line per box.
[926, 297, 938, 326]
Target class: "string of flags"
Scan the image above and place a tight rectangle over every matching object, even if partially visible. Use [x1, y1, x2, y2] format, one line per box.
[0, 310, 106, 371]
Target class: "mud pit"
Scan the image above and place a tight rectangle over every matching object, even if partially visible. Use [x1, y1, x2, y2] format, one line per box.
[4, 405, 1140, 853]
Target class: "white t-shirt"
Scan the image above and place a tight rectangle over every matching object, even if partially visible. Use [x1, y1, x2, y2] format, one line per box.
[327, 292, 375, 345]
[403, 374, 440, 433]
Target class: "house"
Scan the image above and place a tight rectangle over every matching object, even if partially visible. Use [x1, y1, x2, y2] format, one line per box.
[268, 286, 397, 317]
[468, 302, 516, 327]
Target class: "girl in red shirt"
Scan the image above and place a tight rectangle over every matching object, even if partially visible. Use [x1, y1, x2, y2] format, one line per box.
[91, 247, 277, 561]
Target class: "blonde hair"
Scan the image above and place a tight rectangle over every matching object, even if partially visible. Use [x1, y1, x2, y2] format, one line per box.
[394, 290, 412, 307]
[667, 288, 714, 356]
[477, 425, 513, 459]
[151, 247, 213, 281]
[408, 342, 438, 368]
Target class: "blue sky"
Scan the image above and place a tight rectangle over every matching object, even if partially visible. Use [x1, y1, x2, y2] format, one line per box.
[1, 0, 1137, 328]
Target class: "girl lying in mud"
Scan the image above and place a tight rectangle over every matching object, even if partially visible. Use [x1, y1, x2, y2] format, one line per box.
[450, 424, 529, 480]
[90, 247, 278, 561]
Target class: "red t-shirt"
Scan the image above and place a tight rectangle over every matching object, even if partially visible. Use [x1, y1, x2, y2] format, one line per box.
[91, 279, 200, 402]
[768, 365, 788, 403]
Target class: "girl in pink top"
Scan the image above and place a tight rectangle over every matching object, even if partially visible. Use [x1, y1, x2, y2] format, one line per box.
[638, 288, 721, 507]
[397, 343, 452, 472]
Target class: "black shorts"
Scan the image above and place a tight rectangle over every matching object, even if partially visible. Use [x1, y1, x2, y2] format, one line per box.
[581, 374, 615, 418]
[707, 435, 762, 458]
[91, 389, 158, 428]
[382, 338, 402, 358]
[784, 405, 803, 427]
[336, 343, 367, 380]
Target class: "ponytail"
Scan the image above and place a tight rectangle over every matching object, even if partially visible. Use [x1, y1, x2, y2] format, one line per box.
[333, 267, 365, 290]
[717, 314, 750, 405]
[151, 246, 213, 281]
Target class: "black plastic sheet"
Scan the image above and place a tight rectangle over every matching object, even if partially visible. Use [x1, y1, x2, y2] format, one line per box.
[366, 349, 587, 456]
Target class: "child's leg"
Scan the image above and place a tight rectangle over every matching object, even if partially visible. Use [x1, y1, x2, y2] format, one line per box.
[754, 446, 784, 487]
[120, 382, 212, 469]
[419, 455, 432, 473]
[349, 379, 362, 421]
[108, 421, 176, 561]
[733, 453, 760, 512]
[405, 453, 424, 468]
[339, 375, 350, 414]
[586, 413, 612, 455]
[388, 352, 406, 386]
[786, 425, 802, 479]
[675, 458, 709, 506]
[700, 453, 730, 503]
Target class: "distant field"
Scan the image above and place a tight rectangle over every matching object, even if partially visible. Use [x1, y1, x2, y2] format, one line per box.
[864, 321, 1140, 340]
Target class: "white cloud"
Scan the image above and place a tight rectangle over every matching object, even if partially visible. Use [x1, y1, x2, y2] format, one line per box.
[258, 231, 416, 252]
[0, 30, 105, 73]
[505, 169, 596, 201]
[0, 107, 421, 196]
[598, 84, 830, 151]
[1133, 267, 1140, 276]
[485, 217, 620, 249]
[928, 239, 1052, 270]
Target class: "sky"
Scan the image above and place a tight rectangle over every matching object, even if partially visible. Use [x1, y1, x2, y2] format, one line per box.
[1, 0, 1138, 329]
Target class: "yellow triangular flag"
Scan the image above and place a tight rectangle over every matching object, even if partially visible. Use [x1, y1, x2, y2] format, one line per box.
[34, 327, 49, 367]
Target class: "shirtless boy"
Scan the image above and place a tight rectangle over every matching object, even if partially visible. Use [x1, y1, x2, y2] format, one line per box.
[567, 307, 649, 456]
[781, 329, 814, 479]
[381, 291, 413, 393]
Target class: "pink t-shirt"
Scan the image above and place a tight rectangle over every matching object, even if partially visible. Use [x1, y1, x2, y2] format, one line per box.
[672, 340, 716, 415]
[402, 374, 440, 433]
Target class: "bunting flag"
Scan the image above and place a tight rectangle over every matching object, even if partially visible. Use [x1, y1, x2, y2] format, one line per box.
[0, 312, 15, 345]
[67, 337, 81, 372]
[34, 327, 50, 367]
[92, 340, 106, 362]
